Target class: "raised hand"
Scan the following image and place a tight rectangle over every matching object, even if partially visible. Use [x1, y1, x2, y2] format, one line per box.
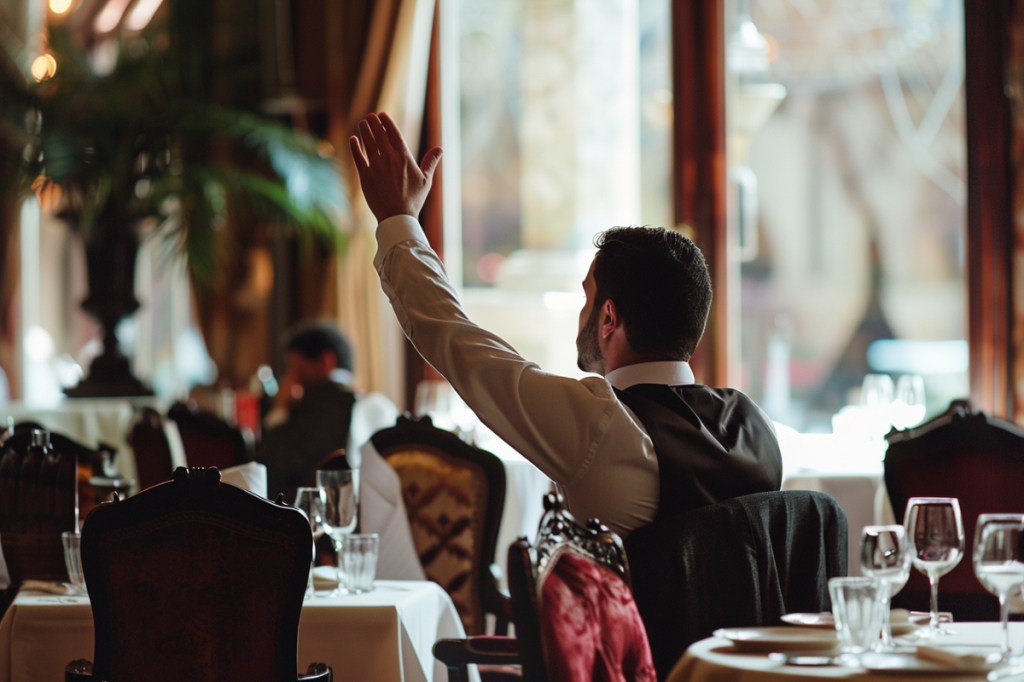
[349, 112, 443, 222]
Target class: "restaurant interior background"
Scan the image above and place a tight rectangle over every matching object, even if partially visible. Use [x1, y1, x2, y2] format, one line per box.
[0, 0, 1021, 440]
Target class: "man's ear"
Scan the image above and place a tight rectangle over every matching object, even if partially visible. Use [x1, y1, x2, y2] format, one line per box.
[600, 298, 620, 339]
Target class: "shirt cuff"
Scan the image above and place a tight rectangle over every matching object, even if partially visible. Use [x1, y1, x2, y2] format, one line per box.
[374, 215, 429, 269]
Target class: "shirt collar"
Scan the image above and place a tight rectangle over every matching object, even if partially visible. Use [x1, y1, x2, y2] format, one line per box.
[605, 361, 696, 390]
[329, 368, 355, 387]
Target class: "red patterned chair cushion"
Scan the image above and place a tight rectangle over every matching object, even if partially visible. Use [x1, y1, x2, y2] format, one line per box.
[539, 550, 656, 682]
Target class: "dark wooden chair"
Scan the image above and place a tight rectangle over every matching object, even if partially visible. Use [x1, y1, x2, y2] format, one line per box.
[885, 399, 1024, 621]
[433, 492, 657, 682]
[126, 406, 176, 491]
[63, 466, 330, 682]
[0, 427, 80, 616]
[625, 490, 848, 678]
[168, 400, 254, 470]
[371, 414, 509, 635]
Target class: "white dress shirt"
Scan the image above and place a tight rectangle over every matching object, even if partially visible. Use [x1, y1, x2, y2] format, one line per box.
[374, 215, 699, 537]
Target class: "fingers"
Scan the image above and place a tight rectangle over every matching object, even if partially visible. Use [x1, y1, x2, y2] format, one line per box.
[358, 117, 379, 155]
[348, 135, 367, 170]
[420, 146, 443, 178]
[379, 112, 410, 154]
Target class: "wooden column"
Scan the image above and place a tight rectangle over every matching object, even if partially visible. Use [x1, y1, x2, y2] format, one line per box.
[671, 0, 728, 386]
[965, 0, 1015, 418]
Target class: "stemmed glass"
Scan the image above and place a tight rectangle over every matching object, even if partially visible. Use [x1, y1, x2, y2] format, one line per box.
[893, 374, 927, 429]
[904, 497, 964, 636]
[973, 514, 1024, 661]
[293, 486, 326, 598]
[861, 524, 911, 649]
[317, 468, 358, 592]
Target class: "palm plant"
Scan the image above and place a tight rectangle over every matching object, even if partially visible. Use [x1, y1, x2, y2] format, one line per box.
[0, 4, 346, 396]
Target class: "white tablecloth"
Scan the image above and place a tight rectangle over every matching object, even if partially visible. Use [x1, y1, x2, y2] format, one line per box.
[0, 581, 468, 682]
[474, 431, 553, 588]
[669, 622, 1020, 681]
[1, 398, 185, 486]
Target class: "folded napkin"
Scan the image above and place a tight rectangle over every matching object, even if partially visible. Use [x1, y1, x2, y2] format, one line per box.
[891, 609, 954, 624]
[915, 645, 989, 670]
[220, 462, 268, 498]
[312, 566, 339, 590]
[21, 579, 74, 595]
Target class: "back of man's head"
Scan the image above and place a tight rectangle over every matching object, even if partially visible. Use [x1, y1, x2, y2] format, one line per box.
[285, 321, 354, 371]
[593, 226, 712, 361]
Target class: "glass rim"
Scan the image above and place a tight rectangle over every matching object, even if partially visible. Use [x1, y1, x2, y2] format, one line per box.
[975, 513, 1024, 524]
[862, 524, 905, 535]
[828, 575, 875, 586]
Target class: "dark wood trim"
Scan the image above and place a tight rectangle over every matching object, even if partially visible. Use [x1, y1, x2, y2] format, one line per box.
[671, 0, 728, 386]
[965, 0, 1015, 418]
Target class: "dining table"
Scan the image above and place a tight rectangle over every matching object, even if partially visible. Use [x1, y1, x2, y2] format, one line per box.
[669, 621, 1024, 681]
[0, 580, 470, 682]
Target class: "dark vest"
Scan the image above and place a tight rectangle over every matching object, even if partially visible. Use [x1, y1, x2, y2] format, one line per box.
[616, 384, 786, 679]
[614, 384, 783, 521]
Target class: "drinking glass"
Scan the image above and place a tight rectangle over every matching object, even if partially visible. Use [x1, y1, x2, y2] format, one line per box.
[317, 468, 358, 590]
[293, 486, 326, 597]
[61, 530, 87, 595]
[829, 576, 882, 655]
[861, 524, 911, 649]
[904, 497, 964, 636]
[973, 513, 1024, 661]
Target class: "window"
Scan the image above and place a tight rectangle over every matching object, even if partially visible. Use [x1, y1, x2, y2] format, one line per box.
[725, 0, 967, 431]
[442, 0, 967, 433]
[445, 0, 672, 377]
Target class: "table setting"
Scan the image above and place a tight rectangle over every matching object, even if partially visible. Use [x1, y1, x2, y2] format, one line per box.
[669, 496, 1024, 681]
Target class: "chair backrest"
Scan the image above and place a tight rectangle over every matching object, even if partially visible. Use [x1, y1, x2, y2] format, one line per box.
[168, 401, 253, 471]
[80, 466, 312, 682]
[371, 414, 505, 635]
[624, 489, 848, 678]
[0, 428, 80, 584]
[884, 399, 1024, 620]
[126, 407, 176, 491]
[507, 493, 656, 682]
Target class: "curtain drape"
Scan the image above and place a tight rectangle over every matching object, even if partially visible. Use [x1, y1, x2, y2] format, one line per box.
[324, 0, 437, 408]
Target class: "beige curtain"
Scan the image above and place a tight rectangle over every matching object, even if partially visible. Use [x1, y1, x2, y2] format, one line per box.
[325, 0, 437, 409]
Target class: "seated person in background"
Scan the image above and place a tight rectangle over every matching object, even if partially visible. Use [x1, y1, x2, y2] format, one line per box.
[258, 320, 424, 580]
[349, 113, 784, 537]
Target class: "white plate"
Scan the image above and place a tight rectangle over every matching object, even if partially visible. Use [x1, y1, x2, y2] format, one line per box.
[859, 651, 998, 676]
[780, 612, 928, 636]
[714, 626, 839, 653]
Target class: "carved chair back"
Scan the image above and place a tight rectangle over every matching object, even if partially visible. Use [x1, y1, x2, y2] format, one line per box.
[508, 493, 656, 682]
[372, 414, 507, 635]
[76, 466, 317, 682]
[885, 399, 1024, 620]
[168, 401, 253, 471]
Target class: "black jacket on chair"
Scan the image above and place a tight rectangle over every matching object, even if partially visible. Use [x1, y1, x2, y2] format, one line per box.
[625, 490, 848, 679]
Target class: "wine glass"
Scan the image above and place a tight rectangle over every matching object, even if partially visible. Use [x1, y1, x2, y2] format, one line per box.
[973, 513, 1024, 661]
[293, 486, 326, 598]
[893, 374, 927, 429]
[904, 497, 965, 636]
[861, 524, 911, 649]
[317, 468, 358, 591]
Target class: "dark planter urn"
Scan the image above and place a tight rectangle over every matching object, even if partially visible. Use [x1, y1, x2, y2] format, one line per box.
[65, 216, 152, 397]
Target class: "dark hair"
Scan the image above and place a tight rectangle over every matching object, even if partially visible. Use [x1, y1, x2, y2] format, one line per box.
[592, 226, 712, 360]
[285, 321, 354, 371]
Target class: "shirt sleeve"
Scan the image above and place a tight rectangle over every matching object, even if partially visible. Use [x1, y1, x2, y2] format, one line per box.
[373, 216, 659, 535]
